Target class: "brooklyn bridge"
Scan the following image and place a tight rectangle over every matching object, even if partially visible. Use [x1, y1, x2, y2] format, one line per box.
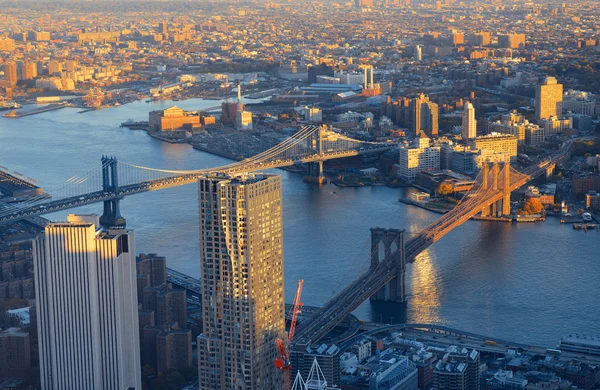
[0, 124, 572, 346]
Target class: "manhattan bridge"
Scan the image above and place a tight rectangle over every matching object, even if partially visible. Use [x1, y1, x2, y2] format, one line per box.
[0, 124, 571, 347]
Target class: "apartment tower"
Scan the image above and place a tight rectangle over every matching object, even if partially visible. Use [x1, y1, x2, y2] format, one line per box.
[535, 76, 563, 122]
[197, 174, 285, 390]
[462, 102, 477, 139]
[412, 93, 439, 137]
[33, 214, 141, 390]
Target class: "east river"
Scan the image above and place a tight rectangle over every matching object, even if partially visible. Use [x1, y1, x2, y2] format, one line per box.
[1, 99, 598, 346]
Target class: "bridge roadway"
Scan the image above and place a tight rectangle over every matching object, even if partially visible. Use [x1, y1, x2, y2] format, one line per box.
[293, 143, 572, 346]
[0, 145, 391, 224]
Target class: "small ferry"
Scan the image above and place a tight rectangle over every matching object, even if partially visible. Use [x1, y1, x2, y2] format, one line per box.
[0, 101, 21, 111]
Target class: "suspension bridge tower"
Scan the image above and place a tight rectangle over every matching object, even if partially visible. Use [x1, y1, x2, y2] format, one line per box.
[480, 162, 513, 218]
[99, 156, 126, 229]
[303, 125, 327, 185]
[369, 228, 406, 303]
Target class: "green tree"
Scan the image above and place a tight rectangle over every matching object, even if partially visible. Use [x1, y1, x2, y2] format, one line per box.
[518, 198, 544, 215]
[436, 182, 454, 196]
[152, 369, 186, 390]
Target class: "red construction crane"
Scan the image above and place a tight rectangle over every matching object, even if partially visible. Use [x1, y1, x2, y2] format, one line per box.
[275, 279, 304, 390]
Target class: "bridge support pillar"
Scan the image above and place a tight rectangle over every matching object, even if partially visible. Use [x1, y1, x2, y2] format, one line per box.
[480, 164, 490, 217]
[369, 228, 406, 304]
[99, 156, 126, 229]
[303, 161, 326, 184]
[501, 163, 511, 216]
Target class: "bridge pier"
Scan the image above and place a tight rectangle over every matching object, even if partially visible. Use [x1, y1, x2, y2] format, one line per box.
[303, 161, 326, 184]
[369, 228, 406, 303]
[480, 162, 513, 217]
[99, 156, 126, 229]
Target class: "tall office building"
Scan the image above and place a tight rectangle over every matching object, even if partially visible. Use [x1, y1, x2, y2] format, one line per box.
[3, 61, 17, 86]
[462, 102, 477, 139]
[412, 93, 439, 137]
[33, 214, 141, 390]
[197, 174, 285, 390]
[535, 76, 563, 122]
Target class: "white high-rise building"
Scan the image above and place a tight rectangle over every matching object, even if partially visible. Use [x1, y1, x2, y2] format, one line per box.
[415, 45, 422, 61]
[197, 174, 285, 390]
[33, 214, 141, 390]
[462, 102, 477, 139]
[397, 133, 441, 181]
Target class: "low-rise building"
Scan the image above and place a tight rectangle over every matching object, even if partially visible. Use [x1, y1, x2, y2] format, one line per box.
[149, 106, 201, 132]
[467, 133, 517, 163]
[585, 191, 600, 210]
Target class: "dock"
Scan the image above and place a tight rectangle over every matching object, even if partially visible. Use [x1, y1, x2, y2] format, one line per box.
[1, 103, 66, 118]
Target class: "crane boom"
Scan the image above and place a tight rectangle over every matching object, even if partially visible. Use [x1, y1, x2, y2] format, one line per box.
[288, 280, 304, 343]
[275, 279, 304, 390]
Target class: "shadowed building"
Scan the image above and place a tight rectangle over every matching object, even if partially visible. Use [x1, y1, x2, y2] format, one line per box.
[33, 214, 141, 390]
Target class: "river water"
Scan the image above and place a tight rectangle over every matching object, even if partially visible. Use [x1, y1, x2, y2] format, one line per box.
[0, 99, 598, 347]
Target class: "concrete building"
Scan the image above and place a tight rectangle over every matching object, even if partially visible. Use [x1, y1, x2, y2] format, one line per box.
[136, 253, 166, 289]
[3, 61, 17, 86]
[18, 61, 37, 80]
[585, 191, 600, 210]
[236, 81, 253, 130]
[434, 347, 480, 390]
[0, 37, 15, 52]
[536, 76, 563, 122]
[461, 102, 476, 139]
[473, 32, 491, 46]
[156, 323, 193, 374]
[33, 214, 141, 390]
[292, 343, 341, 386]
[149, 106, 201, 132]
[356, 0, 374, 6]
[412, 94, 439, 137]
[0, 328, 30, 380]
[563, 90, 596, 116]
[415, 45, 423, 61]
[498, 33, 526, 49]
[539, 117, 571, 137]
[397, 133, 441, 181]
[197, 174, 285, 390]
[467, 133, 517, 163]
[306, 107, 323, 122]
[369, 355, 418, 390]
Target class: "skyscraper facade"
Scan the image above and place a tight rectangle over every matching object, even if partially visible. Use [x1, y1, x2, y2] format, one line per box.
[33, 214, 141, 390]
[197, 174, 285, 390]
[535, 76, 563, 122]
[462, 102, 477, 139]
[412, 94, 439, 137]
